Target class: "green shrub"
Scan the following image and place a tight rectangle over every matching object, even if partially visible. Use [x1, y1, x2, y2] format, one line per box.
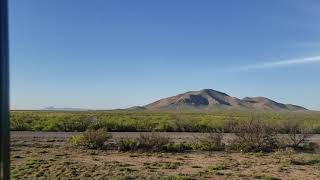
[69, 128, 111, 149]
[69, 134, 84, 146]
[118, 137, 139, 151]
[301, 142, 319, 152]
[164, 142, 192, 152]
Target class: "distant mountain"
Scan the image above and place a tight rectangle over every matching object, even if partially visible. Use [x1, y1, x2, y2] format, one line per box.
[127, 106, 147, 111]
[43, 107, 90, 111]
[142, 89, 307, 111]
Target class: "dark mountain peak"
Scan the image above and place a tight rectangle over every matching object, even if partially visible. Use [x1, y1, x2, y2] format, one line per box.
[198, 89, 230, 97]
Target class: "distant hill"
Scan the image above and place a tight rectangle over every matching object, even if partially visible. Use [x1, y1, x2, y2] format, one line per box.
[43, 107, 90, 111]
[141, 89, 307, 111]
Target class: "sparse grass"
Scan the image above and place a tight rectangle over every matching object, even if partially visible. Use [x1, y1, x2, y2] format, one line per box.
[290, 155, 320, 165]
[254, 175, 282, 180]
[11, 135, 320, 180]
[191, 165, 202, 168]
[158, 174, 195, 180]
[214, 171, 225, 176]
[208, 165, 228, 171]
[160, 162, 182, 169]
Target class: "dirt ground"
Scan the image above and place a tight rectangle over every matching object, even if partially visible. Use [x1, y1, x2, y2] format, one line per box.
[10, 132, 320, 180]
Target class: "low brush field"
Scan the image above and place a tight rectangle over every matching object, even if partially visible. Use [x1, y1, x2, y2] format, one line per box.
[10, 110, 320, 133]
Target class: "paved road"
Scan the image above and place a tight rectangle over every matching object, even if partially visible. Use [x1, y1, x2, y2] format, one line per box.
[11, 131, 320, 145]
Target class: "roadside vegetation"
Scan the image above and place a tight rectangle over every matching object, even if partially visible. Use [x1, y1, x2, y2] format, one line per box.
[10, 110, 320, 133]
[69, 118, 319, 153]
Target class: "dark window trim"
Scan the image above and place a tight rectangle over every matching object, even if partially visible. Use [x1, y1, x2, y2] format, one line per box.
[0, 0, 10, 179]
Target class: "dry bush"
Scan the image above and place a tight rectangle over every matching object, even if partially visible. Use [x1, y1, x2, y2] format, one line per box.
[281, 121, 312, 150]
[115, 133, 171, 152]
[117, 134, 190, 152]
[191, 129, 225, 151]
[229, 117, 279, 152]
[223, 118, 240, 133]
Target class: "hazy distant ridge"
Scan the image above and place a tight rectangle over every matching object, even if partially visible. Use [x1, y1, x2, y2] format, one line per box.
[43, 107, 90, 111]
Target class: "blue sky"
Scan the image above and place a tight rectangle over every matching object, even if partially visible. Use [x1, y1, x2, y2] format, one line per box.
[9, 0, 320, 110]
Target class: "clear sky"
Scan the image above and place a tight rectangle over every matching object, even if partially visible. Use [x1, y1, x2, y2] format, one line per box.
[9, 0, 320, 110]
